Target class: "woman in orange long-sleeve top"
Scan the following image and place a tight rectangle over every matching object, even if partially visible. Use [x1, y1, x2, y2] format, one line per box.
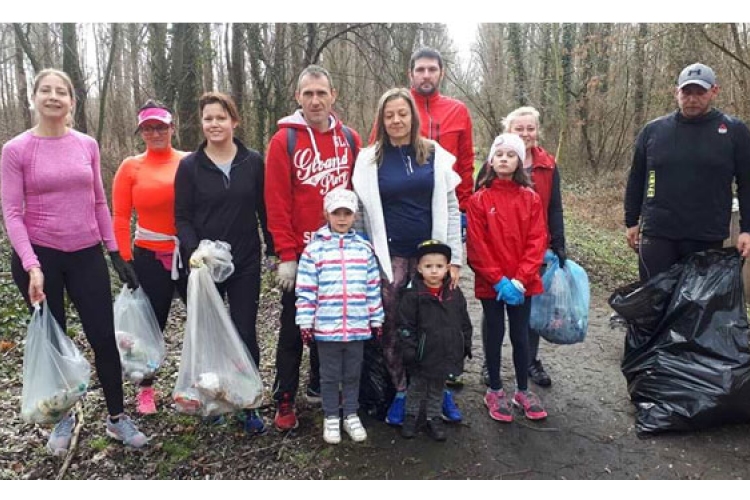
[112, 100, 188, 415]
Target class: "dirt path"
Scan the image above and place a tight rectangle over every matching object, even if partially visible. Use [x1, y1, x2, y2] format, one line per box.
[321, 268, 750, 480]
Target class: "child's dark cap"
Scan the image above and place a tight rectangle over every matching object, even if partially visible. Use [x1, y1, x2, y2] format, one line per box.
[416, 239, 451, 262]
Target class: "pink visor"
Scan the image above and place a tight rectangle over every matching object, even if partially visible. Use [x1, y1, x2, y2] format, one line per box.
[137, 107, 172, 128]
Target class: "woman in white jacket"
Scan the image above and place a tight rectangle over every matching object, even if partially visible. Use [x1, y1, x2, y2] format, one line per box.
[352, 87, 462, 427]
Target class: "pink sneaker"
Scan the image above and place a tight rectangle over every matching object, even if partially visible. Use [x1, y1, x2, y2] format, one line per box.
[136, 387, 157, 415]
[512, 391, 548, 420]
[484, 389, 513, 423]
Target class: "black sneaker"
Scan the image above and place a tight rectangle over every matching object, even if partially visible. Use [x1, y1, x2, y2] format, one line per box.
[426, 417, 447, 441]
[529, 359, 552, 387]
[401, 414, 418, 439]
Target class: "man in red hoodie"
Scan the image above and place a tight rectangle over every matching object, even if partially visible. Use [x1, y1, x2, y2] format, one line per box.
[265, 64, 362, 431]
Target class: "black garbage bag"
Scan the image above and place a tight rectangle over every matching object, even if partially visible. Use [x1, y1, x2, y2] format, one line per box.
[609, 248, 750, 435]
[358, 339, 396, 420]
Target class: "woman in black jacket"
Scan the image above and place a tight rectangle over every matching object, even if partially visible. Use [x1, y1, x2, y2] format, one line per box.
[174, 91, 274, 435]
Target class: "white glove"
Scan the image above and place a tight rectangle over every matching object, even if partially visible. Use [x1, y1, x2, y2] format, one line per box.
[276, 261, 298, 292]
[510, 279, 526, 294]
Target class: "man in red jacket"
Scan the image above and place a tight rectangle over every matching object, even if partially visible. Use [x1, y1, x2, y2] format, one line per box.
[409, 47, 475, 394]
[409, 47, 475, 214]
[265, 64, 362, 431]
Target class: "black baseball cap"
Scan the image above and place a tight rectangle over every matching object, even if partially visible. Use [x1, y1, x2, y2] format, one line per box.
[415, 239, 451, 262]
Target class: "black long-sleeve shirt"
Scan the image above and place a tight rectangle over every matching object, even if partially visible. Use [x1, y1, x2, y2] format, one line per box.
[174, 137, 274, 271]
[625, 108, 750, 241]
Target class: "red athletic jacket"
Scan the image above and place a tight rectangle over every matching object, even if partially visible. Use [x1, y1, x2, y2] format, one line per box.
[466, 178, 547, 299]
[265, 110, 361, 262]
[410, 89, 475, 212]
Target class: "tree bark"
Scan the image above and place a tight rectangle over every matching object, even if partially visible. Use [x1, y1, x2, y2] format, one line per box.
[62, 23, 87, 133]
[97, 24, 120, 144]
[14, 27, 32, 129]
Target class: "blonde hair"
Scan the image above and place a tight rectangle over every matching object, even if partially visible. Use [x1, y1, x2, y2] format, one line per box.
[501, 106, 541, 135]
[32, 68, 76, 127]
[373, 88, 433, 166]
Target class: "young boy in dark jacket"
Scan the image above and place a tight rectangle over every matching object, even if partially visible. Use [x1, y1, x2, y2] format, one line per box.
[397, 240, 473, 441]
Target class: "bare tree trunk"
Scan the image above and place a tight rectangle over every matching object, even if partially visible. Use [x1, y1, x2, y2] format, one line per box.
[201, 23, 215, 92]
[172, 24, 201, 150]
[62, 23, 87, 133]
[97, 24, 120, 145]
[229, 23, 246, 122]
[576, 24, 597, 174]
[561, 23, 575, 113]
[633, 23, 648, 141]
[13, 24, 40, 74]
[508, 23, 529, 106]
[730, 23, 749, 118]
[14, 27, 32, 129]
[148, 23, 170, 106]
[247, 23, 270, 152]
[128, 24, 142, 107]
[304, 23, 318, 66]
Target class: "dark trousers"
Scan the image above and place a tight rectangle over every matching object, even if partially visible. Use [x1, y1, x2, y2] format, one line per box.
[132, 246, 188, 331]
[405, 374, 444, 420]
[638, 235, 723, 282]
[317, 341, 364, 418]
[214, 265, 262, 368]
[272, 289, 320, 402]
[132, 246, 188, 387]
[481, 299, 531, 393]
[12, 244, 124, 416]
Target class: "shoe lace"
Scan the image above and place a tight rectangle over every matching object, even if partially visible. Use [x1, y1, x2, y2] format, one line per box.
[278, 399, 293, 416]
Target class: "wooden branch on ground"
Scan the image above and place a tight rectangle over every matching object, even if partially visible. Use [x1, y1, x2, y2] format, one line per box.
[56, 401, 85, 480]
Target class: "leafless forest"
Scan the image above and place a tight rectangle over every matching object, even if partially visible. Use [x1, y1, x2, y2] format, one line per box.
[2, 23, 750, 185]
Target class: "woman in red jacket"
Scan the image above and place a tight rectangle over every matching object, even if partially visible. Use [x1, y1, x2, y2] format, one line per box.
[467, 133, 548, 423]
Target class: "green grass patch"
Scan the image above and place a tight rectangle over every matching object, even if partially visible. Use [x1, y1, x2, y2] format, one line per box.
[158, 433, 199, 477]
[565, 212, 638, 293]
[89, 436, 110, 452]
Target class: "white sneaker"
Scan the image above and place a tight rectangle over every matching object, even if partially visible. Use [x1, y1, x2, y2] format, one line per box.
[323, 417, 341, 444]
[47, 413, 76, 457]
[343, 414, 367, 442]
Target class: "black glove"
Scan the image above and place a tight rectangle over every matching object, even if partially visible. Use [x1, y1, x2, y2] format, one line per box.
[552, 246, 567, 268]
[109, 251, 140, 290]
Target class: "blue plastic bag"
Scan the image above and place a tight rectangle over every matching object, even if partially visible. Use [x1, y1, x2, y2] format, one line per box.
[530, 251, 590, 344]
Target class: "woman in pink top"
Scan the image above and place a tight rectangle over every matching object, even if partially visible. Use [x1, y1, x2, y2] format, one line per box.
[1, 69, 147, 455]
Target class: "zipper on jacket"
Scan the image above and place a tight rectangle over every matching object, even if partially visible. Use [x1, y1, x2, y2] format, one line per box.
[339, 235, 348, 341]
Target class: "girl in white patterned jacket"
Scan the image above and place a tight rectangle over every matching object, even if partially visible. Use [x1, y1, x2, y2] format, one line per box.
[295, 188, 384, 444]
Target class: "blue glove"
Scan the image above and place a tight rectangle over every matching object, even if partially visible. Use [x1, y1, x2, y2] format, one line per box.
[500, 278, 525, 305]
[461, 213, 468, 243]
[493, 277, 510, 302]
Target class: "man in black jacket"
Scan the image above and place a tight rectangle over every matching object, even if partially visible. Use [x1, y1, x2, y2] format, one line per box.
[625, 62, 750, 281]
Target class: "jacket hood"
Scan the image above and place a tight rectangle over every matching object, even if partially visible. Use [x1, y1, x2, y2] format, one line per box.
[277, 109, 342, 132]
[529, 146, 557, 169]
[675, 108, 722, 124]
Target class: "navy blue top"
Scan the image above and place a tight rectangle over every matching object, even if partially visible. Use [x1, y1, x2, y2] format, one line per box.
[378, 143, 435, 257]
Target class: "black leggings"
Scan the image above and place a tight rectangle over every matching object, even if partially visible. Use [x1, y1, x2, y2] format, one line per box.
[638, 235, 723, 282]
[132, 246, 188, 387]
[272, 289, 320, 402]
[12, 244, 124, 416]
[214, 265, 262, 368]
[481, 299, 531, 393]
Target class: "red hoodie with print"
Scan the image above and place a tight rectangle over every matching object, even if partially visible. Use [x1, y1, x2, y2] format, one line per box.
[265, 110, 362, 262]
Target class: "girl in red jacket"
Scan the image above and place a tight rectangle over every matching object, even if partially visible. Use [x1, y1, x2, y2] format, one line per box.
[466, 133, 548, 423]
